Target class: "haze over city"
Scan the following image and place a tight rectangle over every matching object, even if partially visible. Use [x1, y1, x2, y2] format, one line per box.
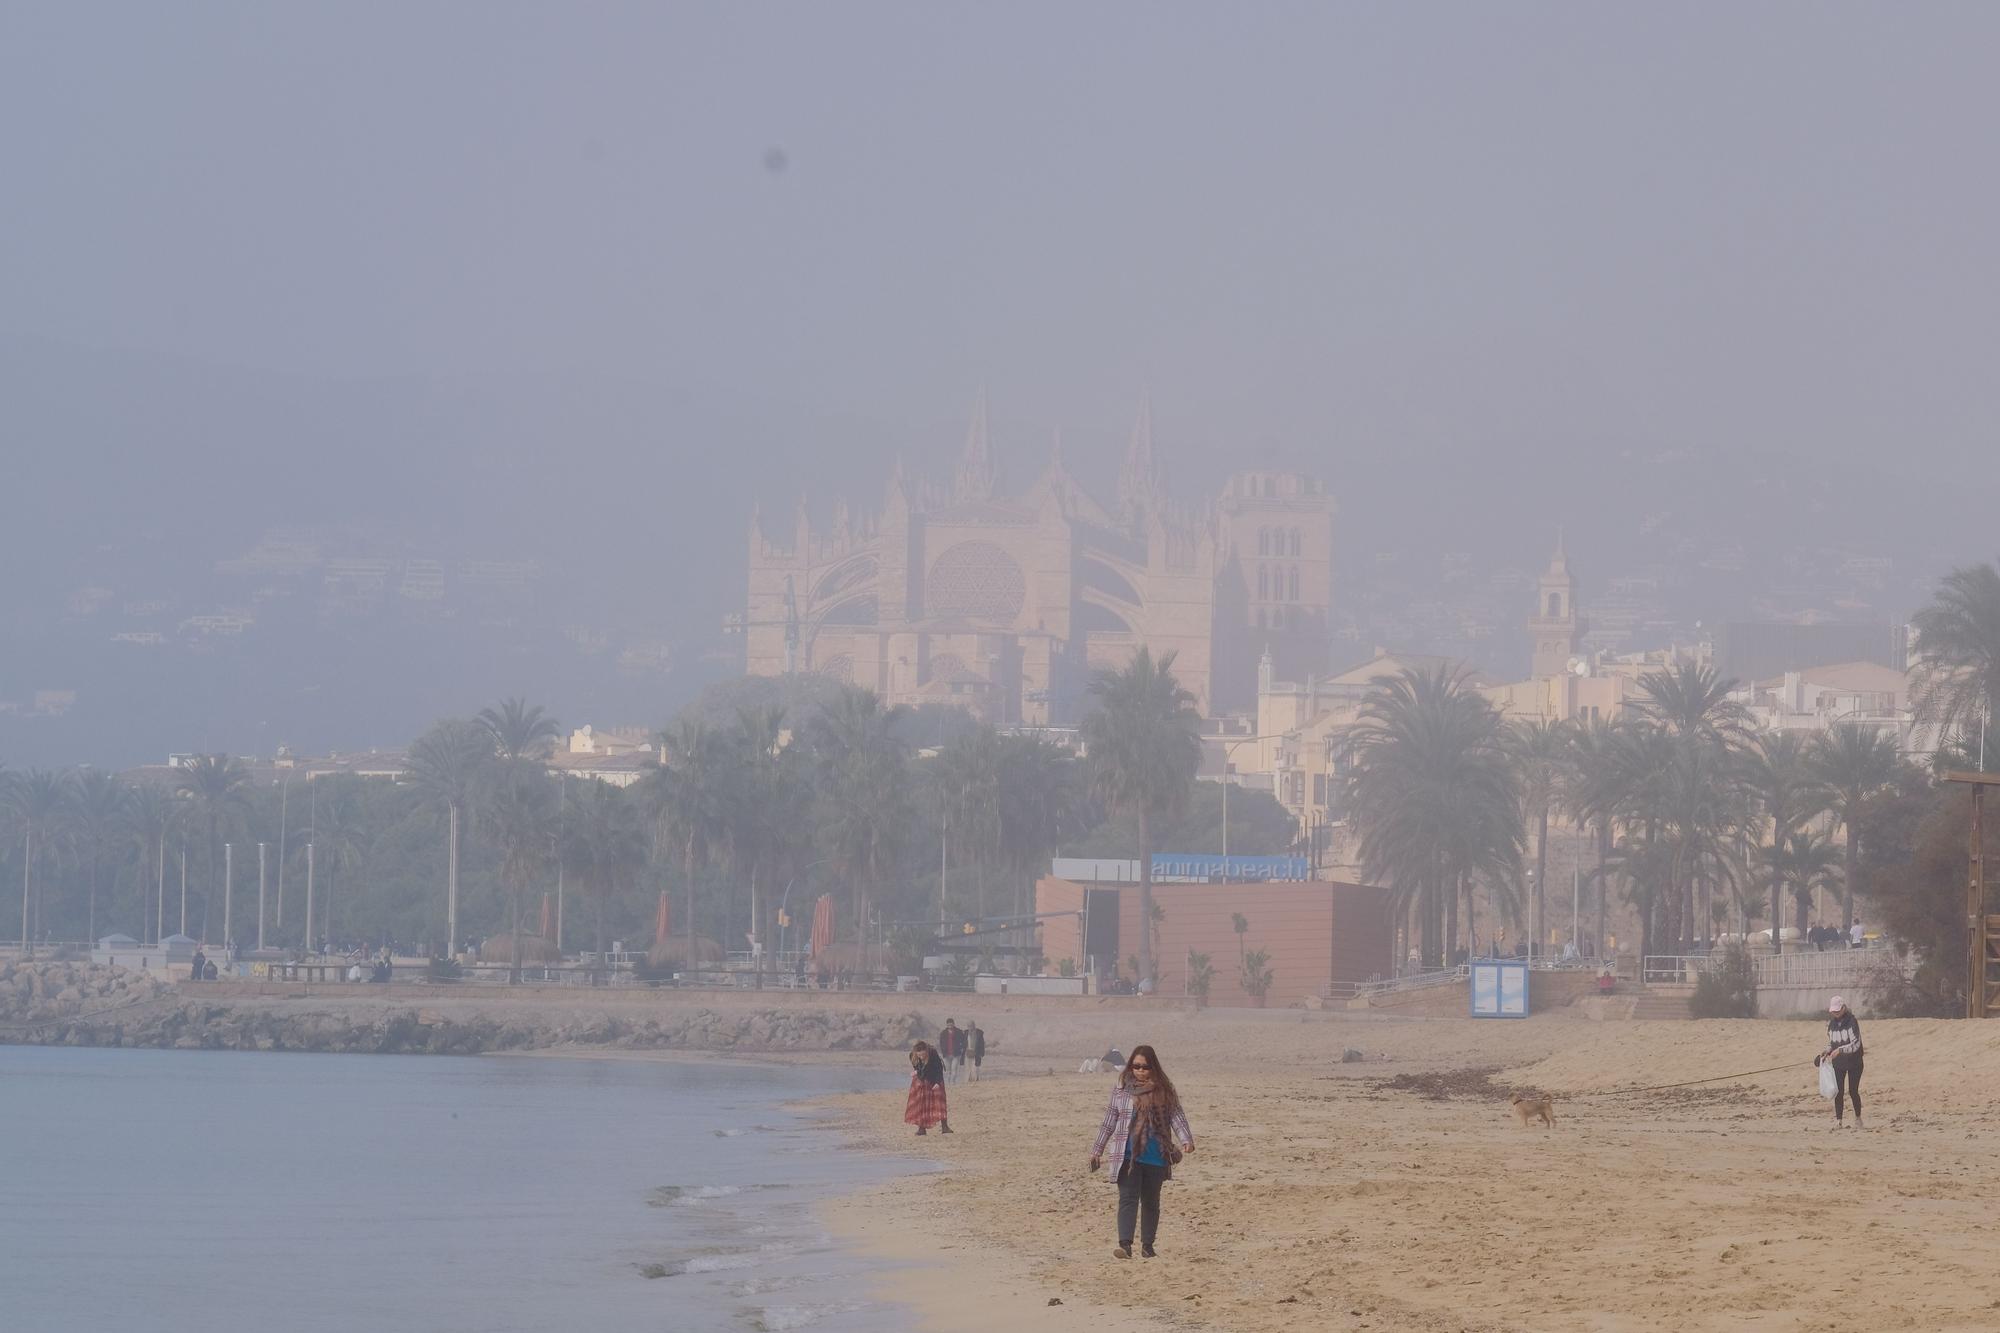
[4, 4, 1996, 767]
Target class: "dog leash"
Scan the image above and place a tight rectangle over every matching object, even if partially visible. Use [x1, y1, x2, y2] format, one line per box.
[1559, 1060, 1807, 1100]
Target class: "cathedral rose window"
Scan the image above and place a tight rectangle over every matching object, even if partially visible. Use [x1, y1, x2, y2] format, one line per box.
[927, 542, 1027, 621]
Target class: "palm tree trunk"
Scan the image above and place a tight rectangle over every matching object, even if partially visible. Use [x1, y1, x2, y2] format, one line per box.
[1465, 870, 1478, 957]
[510, 870, 524, 984]
[1770, 864, 1785, 959]
[447, 804, 460, 958]
[21, 827, 32, 961]
[1136, 805, 1154, 984]
[1445, 873, 1460, 964]
[1841, 816, 1859, 933]
[204, 815, 220, 944]
[750, 859, 763, 989]
[1595, 818, 1610, 960]
[684, 832, 699, 963]
[88, 851, 99, 945]
[1535, 805, 1550, 954]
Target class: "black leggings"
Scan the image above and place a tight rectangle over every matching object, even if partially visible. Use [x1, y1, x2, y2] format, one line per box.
[1833, 1055, 1863, 1119]
[1117, 1162, 1167, 1249]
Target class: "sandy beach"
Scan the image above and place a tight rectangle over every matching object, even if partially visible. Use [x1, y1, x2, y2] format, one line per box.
[823, 1006, 2000, 1333]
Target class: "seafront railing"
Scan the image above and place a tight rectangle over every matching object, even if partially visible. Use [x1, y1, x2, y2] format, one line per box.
[1642, 943, 1903, 988]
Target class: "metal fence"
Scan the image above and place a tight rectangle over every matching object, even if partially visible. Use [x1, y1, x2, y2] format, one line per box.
[1642, 942, 1901, 988]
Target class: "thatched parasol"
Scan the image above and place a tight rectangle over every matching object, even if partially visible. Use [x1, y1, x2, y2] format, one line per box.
[646, 935, 725, 967]
[807, 940, 894, 974]
[482, 932, 561, 964]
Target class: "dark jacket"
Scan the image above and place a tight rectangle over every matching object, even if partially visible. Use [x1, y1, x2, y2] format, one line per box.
[967, 1027, 985, 1062]
[938, 1025, 965, 1059]
[1826, 1013, 1863, 1062]
[912, 1049, 945, 1085]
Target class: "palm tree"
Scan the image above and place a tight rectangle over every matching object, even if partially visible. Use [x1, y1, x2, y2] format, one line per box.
[994, 734, 1078, 940]
[1631, 663, 1751, 951]
[407, 718, 493, 955]
[1506, 719, 1572, 956]
[123, 784, 179, 945]
[6, 770, 75, 956]
[1910, 561, 2000, 758]
[654, 718, 735, 955]
[305, 777, 372, 949]
[934, 726, 1002, 925]
[562, 779, 648, 961]
[478, 697, 562, 765]
[71, 770, 130, 943]
[1810, 724, 1906, 933]
[487, 781, 554, 983]
[1564, 716, 1627, 958]
[1766, 827, 1842, 936]
[725, 705, 810, 985]
[807, 688, 913, 952]
[1743, 732, 1830, 956]
[1629, 661, 1751, 746]
[175, 755, 251, 944]
[1341, 664, 1522, 967]
[1080, 648, 1201, 985]
[1231, 912, 1249, 968]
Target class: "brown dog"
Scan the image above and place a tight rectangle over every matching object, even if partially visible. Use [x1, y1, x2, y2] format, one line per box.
[1510, 1092, 1556, 1129]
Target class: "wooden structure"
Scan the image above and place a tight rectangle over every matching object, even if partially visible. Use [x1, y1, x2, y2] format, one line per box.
[1944, 771, 2000, 1019]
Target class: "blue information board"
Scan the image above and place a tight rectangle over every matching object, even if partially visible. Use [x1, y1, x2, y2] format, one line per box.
[1469, 961, 1530, 1018]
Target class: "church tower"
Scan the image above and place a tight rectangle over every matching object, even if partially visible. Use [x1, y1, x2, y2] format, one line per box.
[1528, 536, 1582, 680]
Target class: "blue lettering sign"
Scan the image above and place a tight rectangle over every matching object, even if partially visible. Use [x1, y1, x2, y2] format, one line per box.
[1149, 854, 1309, 882]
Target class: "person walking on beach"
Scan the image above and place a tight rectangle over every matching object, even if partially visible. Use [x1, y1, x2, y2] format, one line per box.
[905, 1040, 951, 1136]
[966, 1021, 985, 1082]
[1087, 1044, 1194, 1259]
[1815, 996, 1865, 1130]
[938, 1018, 966, 1085]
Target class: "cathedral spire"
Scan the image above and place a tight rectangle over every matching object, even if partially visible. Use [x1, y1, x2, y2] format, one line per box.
[953, 387, 996, 503]
[1118, 397, 1165, 522]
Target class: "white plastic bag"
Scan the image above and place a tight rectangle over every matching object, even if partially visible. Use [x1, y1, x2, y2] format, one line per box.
[1817, 1061, 1837, 1100]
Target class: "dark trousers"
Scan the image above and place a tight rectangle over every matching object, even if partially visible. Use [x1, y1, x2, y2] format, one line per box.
[1116, 1162, 1167, 1249]
[1833, 1054, 1863, 1119]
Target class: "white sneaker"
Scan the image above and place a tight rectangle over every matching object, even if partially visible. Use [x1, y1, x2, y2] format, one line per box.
[1853, 1117, 1866, 1131]
[1829, 1120, 1843, 1132]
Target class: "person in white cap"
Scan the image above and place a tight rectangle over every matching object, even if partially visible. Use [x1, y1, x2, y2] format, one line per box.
[1815, 996, 1864, 1129]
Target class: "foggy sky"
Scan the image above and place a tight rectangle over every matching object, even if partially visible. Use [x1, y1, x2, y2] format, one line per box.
[3, 4, 1998, 765]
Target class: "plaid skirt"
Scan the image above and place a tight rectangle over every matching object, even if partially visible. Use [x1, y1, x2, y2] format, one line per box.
[904, 1077, 947, 1128]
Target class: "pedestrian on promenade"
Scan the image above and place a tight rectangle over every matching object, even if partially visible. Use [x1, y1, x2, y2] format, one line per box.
[905, 1040, 951, 1136]
[966, 1021, 985, 1082]
[1087, 1043, 1194, 1259]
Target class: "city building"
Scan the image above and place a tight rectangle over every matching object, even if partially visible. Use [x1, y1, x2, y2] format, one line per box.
[741, 398, 1334, 723]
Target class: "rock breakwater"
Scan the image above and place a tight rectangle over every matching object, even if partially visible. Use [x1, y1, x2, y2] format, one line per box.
[0, 962, 929, 1056]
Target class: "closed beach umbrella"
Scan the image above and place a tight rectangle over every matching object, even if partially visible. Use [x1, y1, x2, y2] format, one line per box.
[654, 890, 671, 948]
[810, 894, 834, 957]
[539, 893, 552, 940]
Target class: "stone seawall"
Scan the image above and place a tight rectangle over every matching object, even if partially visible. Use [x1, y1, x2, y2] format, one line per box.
[0, 962, 932, 1056]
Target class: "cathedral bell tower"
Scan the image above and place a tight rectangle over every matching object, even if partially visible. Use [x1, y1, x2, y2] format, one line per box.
[1528, 536, 1582, 680]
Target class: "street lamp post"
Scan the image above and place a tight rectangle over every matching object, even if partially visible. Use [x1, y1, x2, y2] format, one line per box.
[1219, 733, 1290, 874]
[257, 843, 267, 952]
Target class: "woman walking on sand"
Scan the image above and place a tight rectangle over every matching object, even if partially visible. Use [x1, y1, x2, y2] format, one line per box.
[1087, 1044, 1194, 1259]
[1816, 995, 1865, 1130]
[905, 1040, 951, 1136]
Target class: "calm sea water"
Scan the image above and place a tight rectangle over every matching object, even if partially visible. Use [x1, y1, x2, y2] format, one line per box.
[0, 1047, 923, 1332]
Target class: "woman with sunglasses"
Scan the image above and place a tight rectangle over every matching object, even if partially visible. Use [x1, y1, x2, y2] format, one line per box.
[1087, 1044, 1194, 1259]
